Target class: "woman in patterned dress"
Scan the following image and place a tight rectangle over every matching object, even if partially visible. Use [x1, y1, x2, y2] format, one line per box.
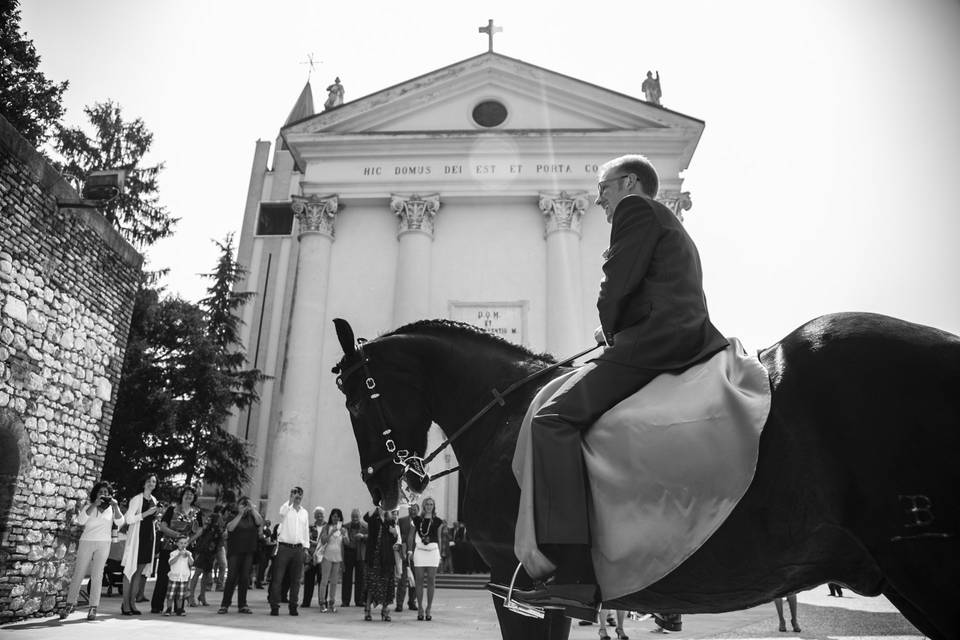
[362, 507, 400, 621]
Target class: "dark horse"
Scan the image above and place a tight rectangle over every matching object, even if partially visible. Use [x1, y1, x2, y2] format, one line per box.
[332, 313, 958, 640]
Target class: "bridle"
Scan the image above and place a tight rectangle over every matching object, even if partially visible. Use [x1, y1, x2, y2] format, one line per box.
[335, 339, 428, 486]
[335, 337, 602, 496]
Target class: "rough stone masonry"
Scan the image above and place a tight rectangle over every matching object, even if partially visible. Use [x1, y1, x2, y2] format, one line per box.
[0, 114, 142, 621]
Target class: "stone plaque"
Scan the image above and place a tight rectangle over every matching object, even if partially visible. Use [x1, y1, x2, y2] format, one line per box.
[449, 301, 527, 346]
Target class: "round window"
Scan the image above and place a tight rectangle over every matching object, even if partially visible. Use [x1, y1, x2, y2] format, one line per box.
[472, 100, 508, 128]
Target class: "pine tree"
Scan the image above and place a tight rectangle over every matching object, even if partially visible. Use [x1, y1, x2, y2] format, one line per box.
[53, 101, 177, 248]
[103, 240, 261, 496]
[0, 0, 68, 146]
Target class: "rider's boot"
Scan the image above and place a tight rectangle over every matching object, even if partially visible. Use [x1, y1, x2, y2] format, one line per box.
[502, 544, 600, 618]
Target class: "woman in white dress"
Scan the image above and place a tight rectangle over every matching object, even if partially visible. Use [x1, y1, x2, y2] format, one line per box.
[120, 473, 160, 615]
[407, 496, 445, 621]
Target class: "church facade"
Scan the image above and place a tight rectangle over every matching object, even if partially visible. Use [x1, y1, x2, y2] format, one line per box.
[227, 52, 705, 519]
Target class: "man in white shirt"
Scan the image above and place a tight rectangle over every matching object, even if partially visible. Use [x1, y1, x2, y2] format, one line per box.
[268, 487, 310, 615]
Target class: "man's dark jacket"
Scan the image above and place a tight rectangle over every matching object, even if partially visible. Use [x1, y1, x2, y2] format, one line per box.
[597, 194, 728, 369]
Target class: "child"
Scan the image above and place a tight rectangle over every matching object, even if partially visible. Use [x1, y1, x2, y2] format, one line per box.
[165, 536, 194, 616]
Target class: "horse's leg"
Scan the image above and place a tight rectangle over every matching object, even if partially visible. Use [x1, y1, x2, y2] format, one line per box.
[491, 596, 571, 640]
[876, 540, 959, 640]
[882, 583, 950, 640]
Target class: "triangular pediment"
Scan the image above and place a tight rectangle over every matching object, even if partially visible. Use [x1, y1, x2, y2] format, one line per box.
[283, 53, 701, 136]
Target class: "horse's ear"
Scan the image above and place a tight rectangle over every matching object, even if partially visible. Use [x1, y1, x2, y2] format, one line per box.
[333, 318, 356, 356]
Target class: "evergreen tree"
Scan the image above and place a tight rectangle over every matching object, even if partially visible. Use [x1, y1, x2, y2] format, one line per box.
[103, 238, 260, 496]
[53, 101, 177, 248]
[187, 234, 261, 488]
[102, 287, 197, 496]
[0, 0, 68, 146]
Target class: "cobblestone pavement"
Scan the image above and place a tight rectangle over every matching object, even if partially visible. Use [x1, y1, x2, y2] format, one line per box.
[0, 586, 925, 640]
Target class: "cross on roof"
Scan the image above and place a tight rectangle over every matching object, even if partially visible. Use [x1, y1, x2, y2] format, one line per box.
[478, 19, 502, 53]
[300, 53, 322, 78]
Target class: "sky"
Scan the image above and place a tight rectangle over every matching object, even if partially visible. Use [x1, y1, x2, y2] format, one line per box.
[20, 0, 960, 349]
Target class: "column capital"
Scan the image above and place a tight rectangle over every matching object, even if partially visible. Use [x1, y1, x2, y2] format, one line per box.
[391, 193, 440, 238]
[539, 191, 590, 237]
[292, 194, 340, 239]
[657, 190, 692, 223]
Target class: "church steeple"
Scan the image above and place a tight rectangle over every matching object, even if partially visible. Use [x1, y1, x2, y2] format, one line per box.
[285, 80, 315, 125]
[280, 81, 315, 152]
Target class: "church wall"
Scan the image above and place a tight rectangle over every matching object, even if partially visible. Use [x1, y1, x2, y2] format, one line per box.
[430, 198, 548, 349]
[0, 115, 142, 621]
[305, 200, 400, 516]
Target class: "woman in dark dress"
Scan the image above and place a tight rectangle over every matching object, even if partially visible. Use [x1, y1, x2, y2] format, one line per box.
[362, 507, 400, 622]
[151, 486, 202, 614]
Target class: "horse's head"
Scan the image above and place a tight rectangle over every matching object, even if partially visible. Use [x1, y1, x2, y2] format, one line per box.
[332, 318, 433, 510]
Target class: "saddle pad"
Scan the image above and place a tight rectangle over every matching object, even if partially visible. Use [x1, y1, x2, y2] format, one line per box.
[513, 338, 771, 600]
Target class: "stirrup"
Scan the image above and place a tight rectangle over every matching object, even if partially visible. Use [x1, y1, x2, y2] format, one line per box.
[501, 563, 546, 620]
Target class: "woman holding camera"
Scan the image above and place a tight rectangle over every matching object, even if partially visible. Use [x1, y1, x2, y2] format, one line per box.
[218, 495, 263, 614]
[62, 481, 125, 620]
[120, 473, 160, 615]
[362, 507, 400, 621]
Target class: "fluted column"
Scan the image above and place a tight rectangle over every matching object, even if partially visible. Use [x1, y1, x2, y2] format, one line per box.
[266, 193, 338, 518]
[657, 190, 693, 223]
[539, 191, 589, 358]
[390, 193, 440, 326]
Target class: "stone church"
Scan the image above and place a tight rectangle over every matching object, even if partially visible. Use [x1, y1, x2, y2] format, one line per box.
[227, 48, 705, 519]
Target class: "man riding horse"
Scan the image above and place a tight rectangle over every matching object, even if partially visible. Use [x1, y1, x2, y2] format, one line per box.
[503, 154, 728, 613]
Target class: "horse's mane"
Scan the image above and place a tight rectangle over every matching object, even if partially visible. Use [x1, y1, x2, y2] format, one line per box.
[386, 319, 556, 366]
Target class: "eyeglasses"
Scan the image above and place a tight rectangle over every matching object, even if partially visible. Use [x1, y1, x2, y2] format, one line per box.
[598, 174, 627, 193]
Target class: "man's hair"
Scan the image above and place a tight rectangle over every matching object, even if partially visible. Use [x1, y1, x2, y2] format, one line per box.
[599, 154, 660, 198]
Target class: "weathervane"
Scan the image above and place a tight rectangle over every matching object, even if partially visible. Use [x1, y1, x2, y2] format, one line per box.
[478, 19, 502, 53]
[300, 53, 322, 79]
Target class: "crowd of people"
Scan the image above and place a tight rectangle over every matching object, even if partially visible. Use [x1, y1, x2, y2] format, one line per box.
[61, 476, 483, 623]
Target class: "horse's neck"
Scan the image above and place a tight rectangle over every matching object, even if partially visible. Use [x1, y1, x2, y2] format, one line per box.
[420, 339, 541, 467]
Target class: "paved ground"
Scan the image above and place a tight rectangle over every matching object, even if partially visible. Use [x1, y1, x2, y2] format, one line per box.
[0, 585, 925, 639]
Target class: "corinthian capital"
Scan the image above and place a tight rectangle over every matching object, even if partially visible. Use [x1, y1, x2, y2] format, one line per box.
[539, 191, 590, 237]
[656, 191, 693, 223]
[291, 194, 340, 239]
[390, 193, 440, 238]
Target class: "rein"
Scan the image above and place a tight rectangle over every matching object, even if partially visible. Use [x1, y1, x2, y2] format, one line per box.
[336, 339, 602, 490]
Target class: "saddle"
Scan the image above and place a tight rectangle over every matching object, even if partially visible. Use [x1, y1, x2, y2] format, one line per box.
[513, 338, 771, 601]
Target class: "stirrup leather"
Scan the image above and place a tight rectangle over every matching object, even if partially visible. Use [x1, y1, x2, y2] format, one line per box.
[502, 562, 546, 619]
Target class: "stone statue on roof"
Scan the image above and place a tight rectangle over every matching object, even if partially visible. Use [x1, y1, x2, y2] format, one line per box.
[642, 70, 662, 106]
[324, 77, 344, 110]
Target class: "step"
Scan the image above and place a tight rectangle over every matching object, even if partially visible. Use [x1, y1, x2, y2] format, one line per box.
[435, 573, 490, 590]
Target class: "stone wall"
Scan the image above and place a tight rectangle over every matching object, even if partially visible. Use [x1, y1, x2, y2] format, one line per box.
[0, 114, 142, 621]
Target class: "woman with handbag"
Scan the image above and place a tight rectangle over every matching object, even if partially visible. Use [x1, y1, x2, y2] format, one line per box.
[150, 485, 202, 614]
[317, 507, 346, 612]
[408, 496, 445, 621]
[120, 473, 160, 615]
[62, 481, 125, 621]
